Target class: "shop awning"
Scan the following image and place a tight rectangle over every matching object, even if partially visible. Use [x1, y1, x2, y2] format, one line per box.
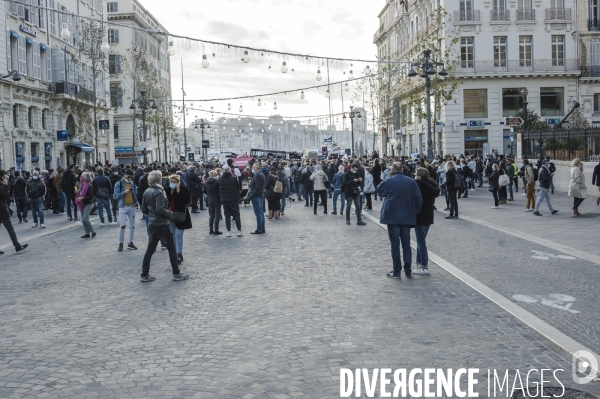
[70, 143, 95, 153]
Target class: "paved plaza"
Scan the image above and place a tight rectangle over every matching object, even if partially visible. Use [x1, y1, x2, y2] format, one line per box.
[1, 188, 600, 398]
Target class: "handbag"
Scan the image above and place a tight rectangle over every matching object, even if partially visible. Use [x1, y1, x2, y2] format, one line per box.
[323, 174, 330, 189]
[498, 174, 510, 187]
[488, 185, 495, 192]
[172, 207, 186, 223]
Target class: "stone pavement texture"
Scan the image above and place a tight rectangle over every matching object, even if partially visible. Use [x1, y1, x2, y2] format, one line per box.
[1, 199, 600, 398]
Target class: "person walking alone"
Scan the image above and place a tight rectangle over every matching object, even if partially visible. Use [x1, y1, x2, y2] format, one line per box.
[568, 158, 587, 216]
[219, 166, 243, 237]
[377, 162, 423, 279]
[444, 160, 459, 219]
[205, 170, 223, 235]
[76, 172, 96, 239]
[166, 174, 192, 264]
[593, 158, 600, 205]
[140, 171, 189, 282]
[310, 165, 328, 215]
[248, 163, 266, 234]
[343, 163, 366, 226]
[533, 160, 559, 216]
[10, 171, 28, 223]
[523, 160, 536, 212]
[92, 168, 115, 226]
[26, 170, 46, 228]
[113, 169, 138, 251]
[0, 170, 28, 255]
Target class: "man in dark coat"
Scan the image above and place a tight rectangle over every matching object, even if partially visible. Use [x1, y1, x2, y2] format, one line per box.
[377, 162, 423, 279]
[62, 165, 79, 221]
[186, 166, 204, 213]
[0, 170, 28, 254]
[10, 170, 28, 223]
[413, 168, 440, 276]
[301, 167, 314, 207]
[342, 163, 365, 226]
[593, 159, 600, 205]
[108, 167, 122, 221]
[248, 163, 266, 234]
[91, 168, 114, 225]
[218, 166, 243, 237]
[205, 170, 222, 235]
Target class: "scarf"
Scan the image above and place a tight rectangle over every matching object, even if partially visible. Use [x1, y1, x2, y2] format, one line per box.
[75, 178, 90, 212]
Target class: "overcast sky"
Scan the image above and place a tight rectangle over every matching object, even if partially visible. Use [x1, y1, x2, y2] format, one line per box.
[139, 0, 383, 130]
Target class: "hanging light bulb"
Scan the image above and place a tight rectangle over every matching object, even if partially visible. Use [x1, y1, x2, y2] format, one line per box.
[248, 122, 252, 126]
[210, 107, 214, 113]
[364, 65, 372, 75]
[257, 98, 262, 106]
[101, 36, 110, 54]
[349, 70, 354, 80]
[60, 23, 71, 40]
[308, 119, 311, 124]
[261, 120, 264, 124]
[325, 89, 330, 98]
[242, 50, 250, 63]
[300, 90, 305, 100]
[168, 41, 175, 56]
[281, 62, 288, 73]
[273, 102, 278, 110]
[344, 82, 350, 92]
[239, 104, 243, 112]
[227, 103, 231, 110]
[316, 69, 322, 81]
[201, 54, 209, 68]
[280, 120, 284, 124]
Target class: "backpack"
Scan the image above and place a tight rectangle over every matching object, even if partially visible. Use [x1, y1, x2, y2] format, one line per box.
[518, 165, 525, 177]
[454, 171, 463, 189]
[533, 167, 539, 182]
[273, 177, 283, 194]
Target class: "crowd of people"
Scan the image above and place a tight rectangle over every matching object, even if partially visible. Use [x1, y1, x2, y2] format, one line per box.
[1, 151, 599, 280]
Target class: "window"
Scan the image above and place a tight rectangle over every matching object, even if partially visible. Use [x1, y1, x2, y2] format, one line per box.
[13, 105, 19, 128]
[28, 107, 34, 129]
[110, 85, 123, 108]
[594, 94, 600, 113]
[49, 0, 56, 35]
[26, 40, 32, 77]
[107, 2, 118, 12]
[114, 123, 119, 140]
[461, 37, 474, 68]
[40, 48, 47, 80]
[108, 29, 119, 44]
[8, 35, 17, 72]
[493, 0, 506, 9]
[494, 37, 507, 67]
[551, 35, 565, 66]
[464, 89, 488, 118]
[42, 109, 47, 129]
[519, 36, 532, 66]
[502, 88, 525, 117]
[37, 0, 45, 29]
[109, 54, 121, 74]
[540, 87, 564, 116]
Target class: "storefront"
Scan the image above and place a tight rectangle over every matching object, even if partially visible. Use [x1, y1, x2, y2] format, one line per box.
[464, 130, 488, 157]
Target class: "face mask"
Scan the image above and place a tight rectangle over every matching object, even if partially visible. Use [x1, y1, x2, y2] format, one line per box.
[114, 172, 119, 175]
[169, 183, 177, 190]
[32, 176, 39, 180]
[351, 170, 357, 174]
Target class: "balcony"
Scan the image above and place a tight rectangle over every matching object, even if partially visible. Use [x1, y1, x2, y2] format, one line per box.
[545, 8, 571, 21]
[588, 19, 600, 31]
[516, 9, 535, 21]
[54, 81, 96, 103]
[490, 9, 510, 21]
[459, 59, 579, 74]
[454, 10, 481, 23]
[373, 23, 387, 43]
[581, 65, 600, 77]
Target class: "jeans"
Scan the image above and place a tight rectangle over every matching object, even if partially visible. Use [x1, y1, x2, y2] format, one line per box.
[191, 196, 199, 212]
[492, 187, 499, 207]
[332, 189, 345, 214]
[387, 224, 412, 274]
[222, 202, 241, 231]
[110, 197, 118, 219]
[82, 204, 94, 234]
[304, 187, 314, 206]
[574, 197, 585, 209]
[251, 197, 265, 232]
[57, 192, 65, 213]
[118, 206, 136, 244]
[534, 187, 554, 213]
[526, 182, 536, 209]
[281, 196, 287, 213]
[297, 182, 303, 198]
[345, 195, 362, 221]
[14, 196, 28, 221]
[66, 194, 78, 219]
[96, 197, 113, 223]
[448, 189, 458, 217]
[415, 224, 430, 267]
[477, 172, 483, 187]
[290, 180, 297, 195]
[170, 220, 184, 253]
[462, 181, 469, 198]
[513, 177, 519, 191]
[507, 182, 514, 199]
[365, 193, 372, 209]
[141, 224, 180, 277]
[29, 198, 44, 225]
[209, 203, 221, 232]
[0, 217, 21, 249]
[314, 190, 327, 213]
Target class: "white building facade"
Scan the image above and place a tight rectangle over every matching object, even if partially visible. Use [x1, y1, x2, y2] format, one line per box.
[107, 0, 172, 164]
[374, 0, 597, 158]
[1, 0, 113, 171]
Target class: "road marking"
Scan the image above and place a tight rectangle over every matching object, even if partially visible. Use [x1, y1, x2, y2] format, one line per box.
[513, 294, 580, 314]
[360, 211, 600, 376]
[531, 250, 577, 260]
[453, 212, 600, 266]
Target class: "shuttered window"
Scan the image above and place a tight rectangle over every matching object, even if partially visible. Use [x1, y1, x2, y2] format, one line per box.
[33, 41, 41, 79]
[51, 47, 65, 82]
[6, 30, 12, 72]
[590, 42, 600, 65]
[17, 36, 26, 75]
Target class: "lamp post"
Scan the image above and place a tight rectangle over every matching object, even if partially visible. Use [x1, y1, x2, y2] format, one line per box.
[129, 90, 157, 164]
[407, 49, 448, 162]
[343, 105, 362, 157]
[195, 119, 210, 161]
[521, 88, 529, 156]
[1, 70, 22, 82]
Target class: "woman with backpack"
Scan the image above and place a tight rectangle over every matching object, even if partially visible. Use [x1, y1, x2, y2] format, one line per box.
[265, 167, 283, 220]
[310, 165, 328, 215]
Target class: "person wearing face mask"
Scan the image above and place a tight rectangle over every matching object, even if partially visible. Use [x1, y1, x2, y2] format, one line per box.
[331, 165, 346, 215]
[342, 164, 366, 226]
[108, 167, 122, 222]
[0, 169, 28, 255]
[165, 175, 192, 265]
[26, 170, 47, 229]
[568, 158, 587, 216]
[113, 169, 139, 251]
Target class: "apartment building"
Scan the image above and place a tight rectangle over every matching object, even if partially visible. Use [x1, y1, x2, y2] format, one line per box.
[106, 0, 172, 164]
[374, 0, 593, 158]
[1, 0, 113, 171]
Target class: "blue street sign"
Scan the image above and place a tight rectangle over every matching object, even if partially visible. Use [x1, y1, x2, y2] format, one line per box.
[468, 120, 484, 127]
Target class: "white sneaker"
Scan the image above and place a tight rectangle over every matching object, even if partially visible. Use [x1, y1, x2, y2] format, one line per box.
[413, 266, 430, 275]
[91, 222, 95, 226]
[99, 222, 106, 226]
[521, 193, 526, 197]
[237, 230, 244, 237]
[108, 221, 117, 226]
[524, 208, 533, 212]
[40, 224, 45, 229]
[226, 231, 232, 237]
[491, 206, 500, 209]
[31, 223, 38, 228]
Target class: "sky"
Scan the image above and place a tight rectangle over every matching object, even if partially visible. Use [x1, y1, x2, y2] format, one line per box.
[138, 0, 384, 130]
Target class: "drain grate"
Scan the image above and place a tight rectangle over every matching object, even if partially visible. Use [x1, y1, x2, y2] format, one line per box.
[512, 387, 600, 398]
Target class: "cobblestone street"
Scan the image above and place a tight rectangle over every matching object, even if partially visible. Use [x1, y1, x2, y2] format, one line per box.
[1, 195, 600, 398]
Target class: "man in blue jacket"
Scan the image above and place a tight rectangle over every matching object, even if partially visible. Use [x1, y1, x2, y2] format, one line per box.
[377, 162, 423, 279]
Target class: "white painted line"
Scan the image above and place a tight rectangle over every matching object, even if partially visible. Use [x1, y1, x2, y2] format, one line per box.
[455, 213, 600, 266]
[360, 211, 600, 377]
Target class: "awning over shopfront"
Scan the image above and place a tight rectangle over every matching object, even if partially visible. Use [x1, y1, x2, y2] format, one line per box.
[69, 143, 95, 153]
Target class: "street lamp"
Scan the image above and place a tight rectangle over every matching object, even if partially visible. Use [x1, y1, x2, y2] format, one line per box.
[521, 88, 529, 156]
[1, 70, 21, 82]
[407, 49, 448, 162]
[343, 105, 362, 157]
[195, 118, 210, 161]
[129, 90, 158, 164]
